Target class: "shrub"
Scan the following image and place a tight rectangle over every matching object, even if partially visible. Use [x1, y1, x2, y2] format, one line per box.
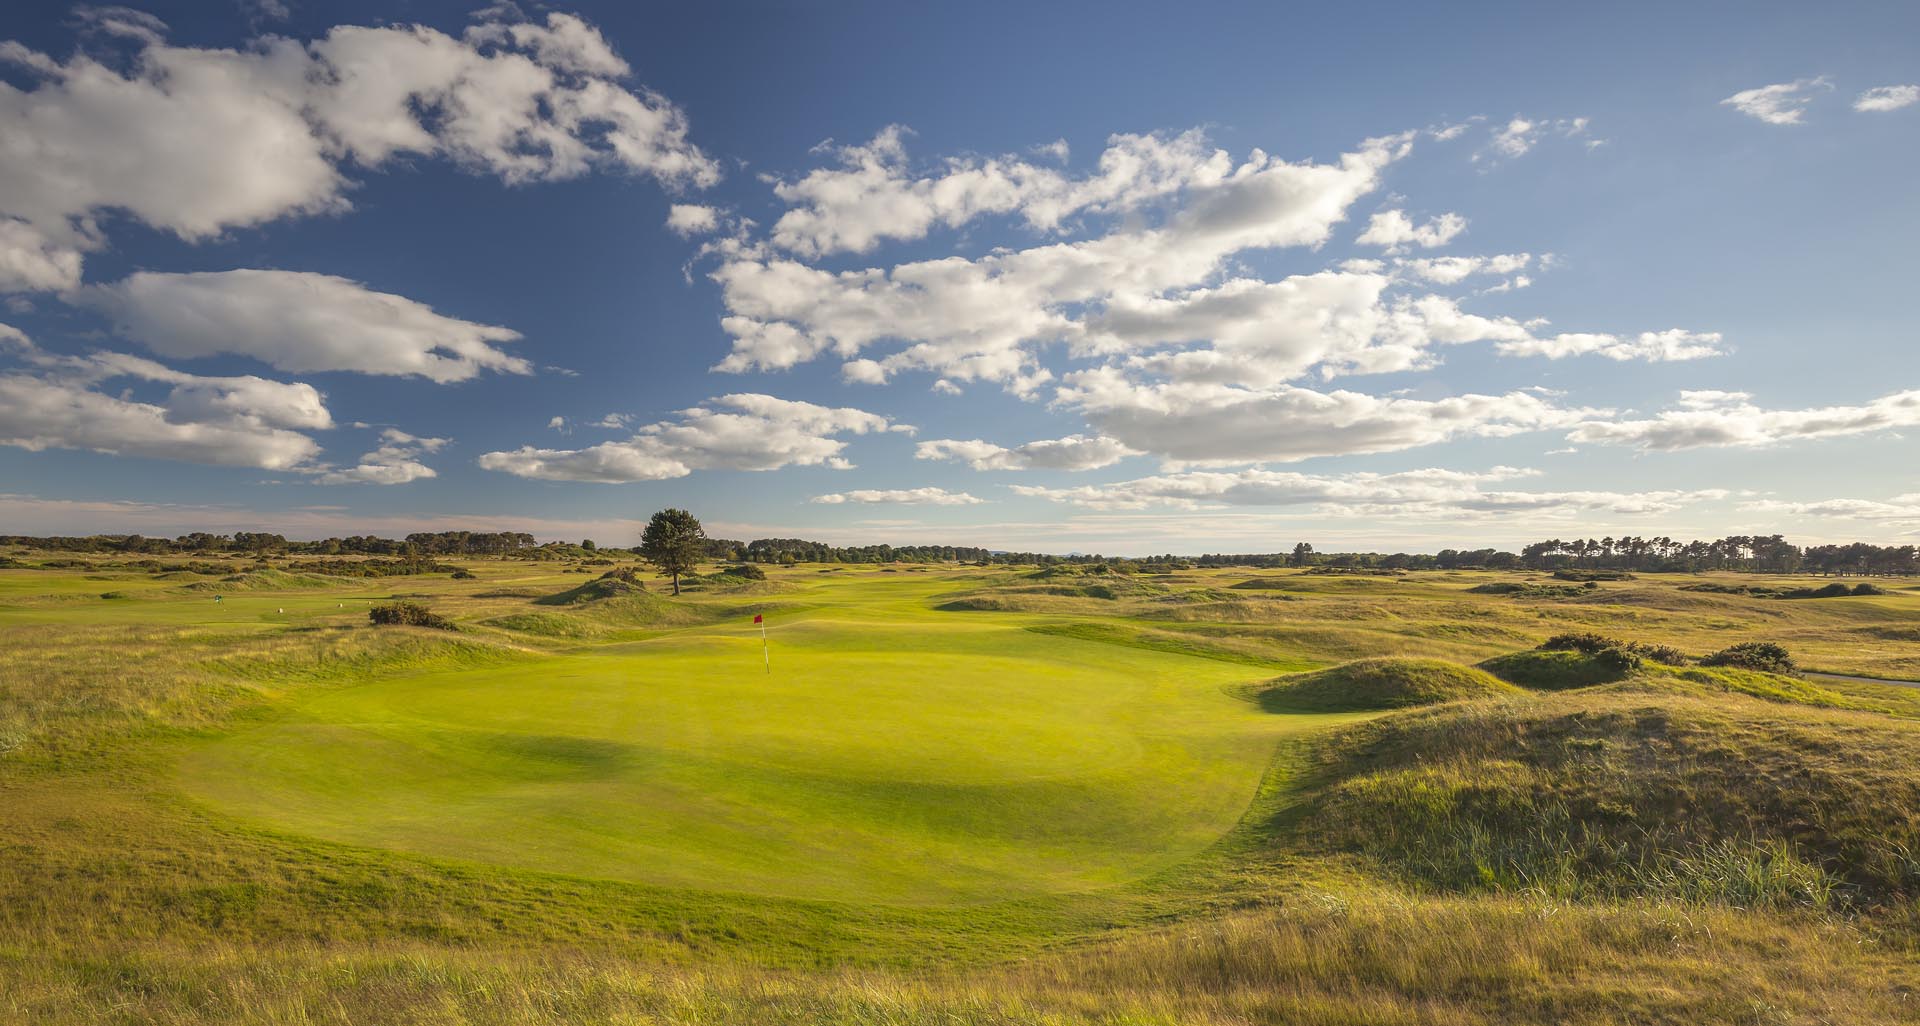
[1539, 632, 1623, 654]
[368, 602, 456, 630]
[450, 569, 476, 580]
[1552, 568, 1636, 582]
[1539, 632, 1683, 665]
[1591, 646, 1641, 675]
[725, 563, 767, 580]
[1630, 643, 1689, 665]
[1701, 642, 1795, 674]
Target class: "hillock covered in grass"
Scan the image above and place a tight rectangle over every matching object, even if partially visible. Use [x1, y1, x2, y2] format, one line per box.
[1479, 648, 1637, 689]
[533, 567, 648, 604]
[1258, 657, 1521, 711]
[179, 568, 351, 592]
[1302, 690, 1920, 910]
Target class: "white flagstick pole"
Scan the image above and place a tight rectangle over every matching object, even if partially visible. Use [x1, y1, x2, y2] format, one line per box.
[761, 617, 770, 674]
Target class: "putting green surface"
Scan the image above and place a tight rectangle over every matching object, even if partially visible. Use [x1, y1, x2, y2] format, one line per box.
[178, 584, 1327, 904]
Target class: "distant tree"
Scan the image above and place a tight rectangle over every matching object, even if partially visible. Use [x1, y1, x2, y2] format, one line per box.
[640, 509, 706, 595]
[581, 539, 597, 551]
[1291, 542, 1315, 567]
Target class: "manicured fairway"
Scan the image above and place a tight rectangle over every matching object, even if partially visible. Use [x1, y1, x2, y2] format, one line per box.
[177, 580, 1332, 904]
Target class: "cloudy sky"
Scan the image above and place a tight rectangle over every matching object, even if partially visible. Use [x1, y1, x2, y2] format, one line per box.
[2, 1, 1916, 553]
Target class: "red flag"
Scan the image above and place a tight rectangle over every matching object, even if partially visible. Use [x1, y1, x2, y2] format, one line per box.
[753, 614, 763, 624]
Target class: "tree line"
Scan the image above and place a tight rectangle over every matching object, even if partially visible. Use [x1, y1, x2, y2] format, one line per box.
[6, 528, 1916, 576]
[0, 531, 545, 556]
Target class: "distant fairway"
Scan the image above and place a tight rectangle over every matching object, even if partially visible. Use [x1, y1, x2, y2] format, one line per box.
[177, 578, 1331, 903]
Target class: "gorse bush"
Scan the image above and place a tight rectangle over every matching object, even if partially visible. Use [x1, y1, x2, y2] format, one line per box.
[1552, 568, 1636, 582]
[368, 602, 456, 631]
[1539, 632, 1687, 665]
[1538, 632, 1624, 655]
[1702, 642, 1795, 673]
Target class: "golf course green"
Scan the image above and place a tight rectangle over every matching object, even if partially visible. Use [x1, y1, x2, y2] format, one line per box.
[176, 576, 1338, 904]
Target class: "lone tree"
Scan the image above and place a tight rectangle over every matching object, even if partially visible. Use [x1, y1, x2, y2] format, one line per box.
[1291, 541, 1315, 567]
[640, 508, 706, 595]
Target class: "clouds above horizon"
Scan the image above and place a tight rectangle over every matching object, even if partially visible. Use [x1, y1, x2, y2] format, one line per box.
[707, 118, 1720, 465]
[1722, 77, 1833, 125]
[1056, 375, 1600, 465]
[1569, 389, 1920, 451]
[0, 8, 716, 293]
[79, 270, 529, 382]
[0, 4, 1913, 547]
[314, 430, 448, 485]
[811, 487, 984, 505]
[0, 350, 328, 470]
[915, 434, 1137, 472]
[0, 339, 468, 483]
[478, 394, 907, 483]
[1854, 85, 1920, 113]
[765, 125, 1240, 257]
[1012, 464, 1727, 519]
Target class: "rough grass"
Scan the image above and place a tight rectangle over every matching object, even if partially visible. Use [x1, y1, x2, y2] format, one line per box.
[1257, 658, 1520, 712]
[1303, 690, 1920, 907]
[4, 896, 1913, 1026]
[6, 558, 1920, 1022]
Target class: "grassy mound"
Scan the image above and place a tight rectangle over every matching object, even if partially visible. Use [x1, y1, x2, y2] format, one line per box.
[481, 612, 601, 639]
[1303, 691, 1920, 909]
[534, 568, 647, 605]
[1479, 649, 1635, 690]
[1229, 577, 1300, 590]
[180, 569, 347, 592]
[1672, 665, 1851, 708]
[1257, 657, 1520, 712]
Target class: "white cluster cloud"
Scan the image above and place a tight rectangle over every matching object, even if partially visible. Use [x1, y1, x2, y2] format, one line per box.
[1495, 328, 1724, 362]
[1012, 464, 1723, 517]
[315, 429, 447, 484]
[1396, 252, 1530, 285]
[714, 132, 1415, 387]
[478, 394, 907, 482]
[915, 434, 1136, 471]
[1743, 496, 1920, 523]
[0, 9, 716, 292]
[1357, 209, 1467, 251]
[1570, 389, 1920, 451]
[666, 203, 722, 236]
[1478, 116, 1594, 161]
[1854, 85, 1920, 113]
[711, 124, 1712, 470]
[80, 270, 528, 382]
[0, 341, 455, 482]
[1721, 77, 1831, 125]
[810, 487, 983, 505]
[0, 350, 330, 469]
[1055, 372, 1601, 465]
[766, 126, 1241, 257]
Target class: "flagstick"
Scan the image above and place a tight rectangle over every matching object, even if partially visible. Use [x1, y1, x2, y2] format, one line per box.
[761, 618, 770, 674]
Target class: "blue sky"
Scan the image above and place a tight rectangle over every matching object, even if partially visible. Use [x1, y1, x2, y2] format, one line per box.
[1, 0, 1916, 553]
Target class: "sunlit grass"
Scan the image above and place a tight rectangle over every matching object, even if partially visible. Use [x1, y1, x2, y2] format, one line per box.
[5, 554, 1920, 1021]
